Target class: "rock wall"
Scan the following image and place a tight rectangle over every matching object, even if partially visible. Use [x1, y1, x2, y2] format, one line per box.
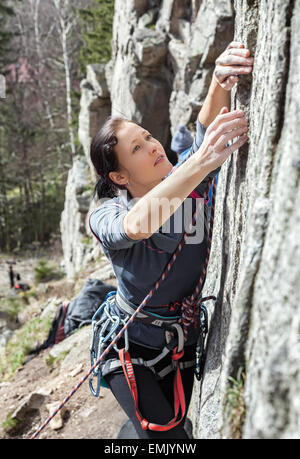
[61, 0, 300, 438]
[191, 0, 300, 439]
[62, 0, 235, 279]
[60, 156, 92, 280]
[60, 64, 112, 280]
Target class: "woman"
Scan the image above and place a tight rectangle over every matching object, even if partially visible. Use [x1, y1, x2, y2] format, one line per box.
[89, 42, 253, 439]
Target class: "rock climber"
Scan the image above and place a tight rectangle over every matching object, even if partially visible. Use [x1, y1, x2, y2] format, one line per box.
[171, 124, 194, 161]
[9, 264, 15, 289]
[89, 41, 254, 439]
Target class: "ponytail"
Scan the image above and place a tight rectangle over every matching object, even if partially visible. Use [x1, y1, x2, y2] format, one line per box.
[90, 116, 137, 200]
[93, 175, 118, 201]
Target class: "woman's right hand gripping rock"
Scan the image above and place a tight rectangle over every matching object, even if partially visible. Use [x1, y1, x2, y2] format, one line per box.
[196, 107, 249, 174]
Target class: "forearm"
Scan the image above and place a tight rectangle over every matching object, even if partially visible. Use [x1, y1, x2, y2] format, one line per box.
[124, 156, 208, 240]
[198, 74, 231, 128]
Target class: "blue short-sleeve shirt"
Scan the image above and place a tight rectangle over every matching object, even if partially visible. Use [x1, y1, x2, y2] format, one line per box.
[89, 119, 220, 313]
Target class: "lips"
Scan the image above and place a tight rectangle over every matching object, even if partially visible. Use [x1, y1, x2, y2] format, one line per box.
[154, 155, 164, 166]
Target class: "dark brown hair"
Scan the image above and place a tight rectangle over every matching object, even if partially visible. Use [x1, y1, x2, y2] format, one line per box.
[90, 116, 137, 199]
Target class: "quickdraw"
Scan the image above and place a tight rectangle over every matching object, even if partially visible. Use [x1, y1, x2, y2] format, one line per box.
[89, 292, 130, 395]
[30, 176, 217, 439]
[195, 304, 209, 381]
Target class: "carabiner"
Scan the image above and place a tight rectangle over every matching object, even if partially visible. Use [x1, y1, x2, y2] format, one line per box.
[200, 304, 208, 334]
[89, 370, 101, 397]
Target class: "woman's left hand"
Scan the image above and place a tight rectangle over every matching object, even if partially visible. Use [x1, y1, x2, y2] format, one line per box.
[213, 42, 254, 91]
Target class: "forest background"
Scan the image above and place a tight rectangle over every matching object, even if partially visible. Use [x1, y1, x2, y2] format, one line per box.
[0, 0, 114, 253]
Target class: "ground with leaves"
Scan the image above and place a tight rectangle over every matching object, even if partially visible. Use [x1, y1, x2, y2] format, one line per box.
[0, 336, 126, 439]
[0, 250, 127, 439]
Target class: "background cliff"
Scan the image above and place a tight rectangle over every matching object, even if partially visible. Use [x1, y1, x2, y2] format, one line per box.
[61, 0, 300, 439]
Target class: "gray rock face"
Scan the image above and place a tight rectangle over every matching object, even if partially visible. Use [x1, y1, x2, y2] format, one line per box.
[8, 392, 45, 434]
[110, 0, 172, 146]
[60, 0, 300, 438]
[60, 156, 92, 280]
[61, 61, 114, 280]
[62, 0, 234, 277]
[239, 0, 300, 439]
[192, 0, 300, 440]
[78, 63, 111, 179]
[0, 320, 13, 352]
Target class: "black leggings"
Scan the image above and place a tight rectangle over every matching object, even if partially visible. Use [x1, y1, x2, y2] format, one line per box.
[105, 346, 196, 439]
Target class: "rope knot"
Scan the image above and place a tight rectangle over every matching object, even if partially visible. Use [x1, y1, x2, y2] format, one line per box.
[179, 295, 196, 341]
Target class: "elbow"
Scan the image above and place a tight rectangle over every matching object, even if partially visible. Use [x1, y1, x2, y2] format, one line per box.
[123, 214, 152, 241]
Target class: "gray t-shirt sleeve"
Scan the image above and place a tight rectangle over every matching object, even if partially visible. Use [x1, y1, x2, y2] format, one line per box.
[191, 118, 207, 157]
[89, 200, 139, 251]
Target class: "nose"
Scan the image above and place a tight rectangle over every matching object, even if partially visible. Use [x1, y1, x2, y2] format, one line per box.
[148, 142, 157, 156]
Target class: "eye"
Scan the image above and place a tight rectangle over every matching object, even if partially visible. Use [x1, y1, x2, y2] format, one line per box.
[132, 134, 153, 153]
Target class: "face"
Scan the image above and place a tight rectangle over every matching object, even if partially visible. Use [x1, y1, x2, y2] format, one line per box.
[110, 122, 173, 197]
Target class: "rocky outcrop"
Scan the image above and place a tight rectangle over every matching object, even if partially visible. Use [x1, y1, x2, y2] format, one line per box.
[110, 0, 234, 136]
[191, 0, 300, 440]
[60, 0, 300, 439]
[78, 63, 111, 179]
[0, 318, 14, 352]
[61, 0, 234, 278]
[60, 62, 113, 280]
[60, 156, 92, 280]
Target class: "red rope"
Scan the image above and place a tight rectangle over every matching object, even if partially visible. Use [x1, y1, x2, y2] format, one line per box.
[30, 177, 216, 439]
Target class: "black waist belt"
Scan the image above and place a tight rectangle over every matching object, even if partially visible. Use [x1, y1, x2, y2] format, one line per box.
[116, 291, 181, 328]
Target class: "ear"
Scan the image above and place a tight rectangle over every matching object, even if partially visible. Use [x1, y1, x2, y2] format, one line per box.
[108, 170, 129, 187]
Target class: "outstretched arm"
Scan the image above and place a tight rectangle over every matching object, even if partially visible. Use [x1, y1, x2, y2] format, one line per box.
[124, 109, 248, 241]
[198, 42, 254, 128]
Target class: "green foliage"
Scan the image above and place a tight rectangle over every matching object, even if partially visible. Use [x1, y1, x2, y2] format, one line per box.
[0, 0, 115, 252]
[2, 414, 20, 434]
[0, 296, 23, 321]
[45, 353, 56, 367]
[45, 350, 69, 368]
[0, 1, 73, 252]
[0, 313, 53, 381]
[77, 0, 115, 74]
[69, 0, 115, 147]
[34, 260, 64, 284]
[81, 236, 91, 245]
[225, 366, 247, 438]
[0, 164, 66, 251]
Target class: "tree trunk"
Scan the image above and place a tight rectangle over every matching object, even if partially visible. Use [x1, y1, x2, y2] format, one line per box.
[32, 0, 55, 130]
[53, 0, 76, 156]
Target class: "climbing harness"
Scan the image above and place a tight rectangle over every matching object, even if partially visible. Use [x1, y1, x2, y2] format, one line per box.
[119, 346, 186, 432]
[89, 290, 212, 431]
[30, 176, 217, 438]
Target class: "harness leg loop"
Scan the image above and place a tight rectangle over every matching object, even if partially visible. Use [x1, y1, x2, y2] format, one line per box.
[118, 347, 186, 432]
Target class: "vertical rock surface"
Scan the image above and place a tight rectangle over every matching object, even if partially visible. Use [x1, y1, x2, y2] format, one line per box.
[192, 0, 300, 439]
[61, 64, 111, 279]
[60, 0, 300, 438]
[62, 0, 235, 279]
[60, 156, 91, 280]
